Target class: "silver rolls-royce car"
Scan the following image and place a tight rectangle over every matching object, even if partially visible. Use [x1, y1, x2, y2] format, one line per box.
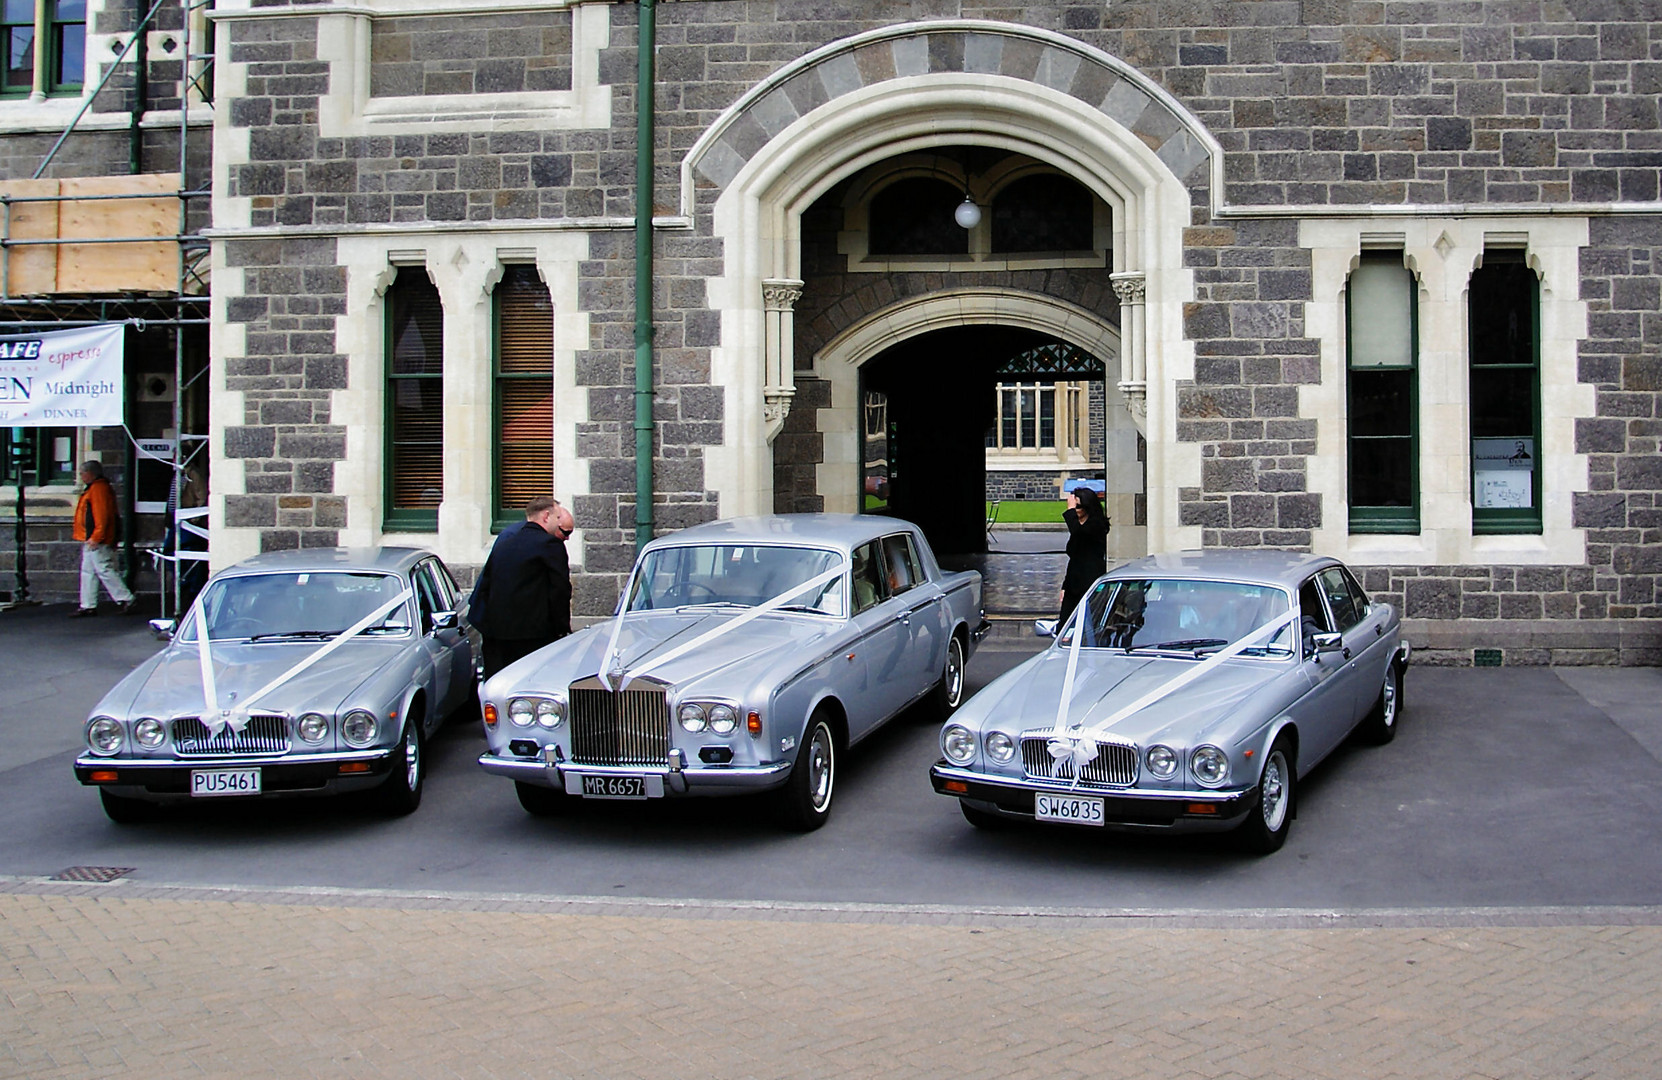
[930, 550, 1409, 853]
[74, 548, 476, 822]
[478, 514, 988, 831]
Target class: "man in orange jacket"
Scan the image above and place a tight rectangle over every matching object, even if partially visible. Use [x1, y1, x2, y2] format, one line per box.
[71, 460, 134, 617]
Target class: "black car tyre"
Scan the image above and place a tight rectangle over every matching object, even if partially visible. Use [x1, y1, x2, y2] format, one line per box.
[99, 789, 156, 824]
[775, 713, 836, 832]
[1358, 662, 1402, 746]
[376, 717, 425, 816]
[515, 780, 567, 817]
[1234, 739, 1294, 855]
[960, 801, 1007, 831]
[927, 634, 966, 721]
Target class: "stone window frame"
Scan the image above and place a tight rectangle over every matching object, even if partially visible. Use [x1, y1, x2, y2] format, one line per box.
[1303, 217, 1592, 568]
[248, 1, 614, 142]
[837, 152, 1111, 274]
[330, 233, 588, 574]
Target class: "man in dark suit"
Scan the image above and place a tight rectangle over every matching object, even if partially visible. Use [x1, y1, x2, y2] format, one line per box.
[468, 495, 575, 679]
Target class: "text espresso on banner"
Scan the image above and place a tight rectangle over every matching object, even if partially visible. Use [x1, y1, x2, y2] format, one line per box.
[0, 324, 125, 427]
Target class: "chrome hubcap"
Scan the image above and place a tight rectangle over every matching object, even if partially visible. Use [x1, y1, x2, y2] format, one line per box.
[1260, 751, 1288, 832]
[404, 726, 420, 790]
[807, 723, 833, 812]
[945, 641, 964, 706]
[1382, 672, 1398, 729]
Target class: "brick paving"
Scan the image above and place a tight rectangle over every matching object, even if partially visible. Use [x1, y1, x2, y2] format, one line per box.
[2, 880, 1659, 1079]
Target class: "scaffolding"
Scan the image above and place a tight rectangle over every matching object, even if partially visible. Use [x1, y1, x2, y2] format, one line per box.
[0, 0, 214, 615]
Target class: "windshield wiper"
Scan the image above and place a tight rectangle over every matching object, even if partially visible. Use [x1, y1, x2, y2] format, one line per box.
[775, 604, 830, 615]
[1128, 637, 1229, 654]
[246, 628, 344, 642]
[675, 601, 751, 612]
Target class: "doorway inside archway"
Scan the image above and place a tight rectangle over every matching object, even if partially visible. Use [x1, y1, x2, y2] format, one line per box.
[859, 325, 1132, 612]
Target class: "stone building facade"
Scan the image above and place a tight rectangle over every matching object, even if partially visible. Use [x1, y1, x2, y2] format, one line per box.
[204, 0, 1662, 663]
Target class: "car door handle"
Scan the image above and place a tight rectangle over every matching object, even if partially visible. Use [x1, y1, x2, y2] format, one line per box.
[1375, 624, 1383, 637]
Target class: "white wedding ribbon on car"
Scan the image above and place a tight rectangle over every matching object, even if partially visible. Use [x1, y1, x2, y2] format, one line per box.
[193, 589, 415, 736]
[601, 562, 849, 693]
[1045, 603, 1300, 785]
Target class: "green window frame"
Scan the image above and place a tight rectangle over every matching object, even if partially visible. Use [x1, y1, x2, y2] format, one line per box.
[2, 426, 75, 484]
[383, 267, 443, 531]
[47, 0, 83, 93]
[1468, 250, 1543, 535]
[491, 265, 554, 529]
[1346, 253, 1420, 534]
[1, 1, 83, 97]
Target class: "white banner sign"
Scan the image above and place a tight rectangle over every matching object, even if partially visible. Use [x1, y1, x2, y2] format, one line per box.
[0, 323, 125, 427]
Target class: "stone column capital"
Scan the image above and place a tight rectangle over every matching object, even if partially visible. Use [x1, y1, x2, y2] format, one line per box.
[762, 278, 805, 311]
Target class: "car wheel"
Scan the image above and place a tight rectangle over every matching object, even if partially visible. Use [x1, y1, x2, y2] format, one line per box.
[775, 713, 836, 832]
[515, 780, 567, 817]
[99, 789, 156, 824]
[1359, 663, 1402, 745]
[1234, 739, 1294, 855]
[376, 717, 425, 816]
[960, 801, 1007, 831]
[927, 634, 967, 721]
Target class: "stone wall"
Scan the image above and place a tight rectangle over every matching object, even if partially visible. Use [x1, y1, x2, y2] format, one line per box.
[207, 1, 1662, 659]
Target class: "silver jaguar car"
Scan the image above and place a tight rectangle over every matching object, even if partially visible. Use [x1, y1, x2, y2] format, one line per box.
[74, 547, 476, 822]
[478, 514, 988, 831]
[930, 550, 1409, 853]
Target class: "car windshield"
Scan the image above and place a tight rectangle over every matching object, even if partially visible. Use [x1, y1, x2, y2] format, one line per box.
[178, 571, 411, 642]
[626, 544, 846, 616]
[1063, 577, 1294, 657]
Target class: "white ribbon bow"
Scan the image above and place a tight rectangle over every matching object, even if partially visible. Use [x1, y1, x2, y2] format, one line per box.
[1046, 734, 1098, 786]
[194, 588, 415, 736]
[599, 561, 849, 693]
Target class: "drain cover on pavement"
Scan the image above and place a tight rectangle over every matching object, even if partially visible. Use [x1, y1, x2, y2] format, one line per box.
[49, 866, 135, 883]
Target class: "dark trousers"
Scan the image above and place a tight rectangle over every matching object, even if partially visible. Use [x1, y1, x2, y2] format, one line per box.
[482, 636, 556, 681]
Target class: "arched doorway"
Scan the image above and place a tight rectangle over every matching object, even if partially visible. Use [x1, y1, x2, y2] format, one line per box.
[690, 22, 1213, 551]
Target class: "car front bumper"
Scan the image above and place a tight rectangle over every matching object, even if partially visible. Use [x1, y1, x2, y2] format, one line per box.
[930, 761, 1258, 832]
[74, 748, 398, 802]
[478, 751, 792, 796]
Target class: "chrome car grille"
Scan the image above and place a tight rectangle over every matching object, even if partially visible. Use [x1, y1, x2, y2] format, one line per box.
[569, 685, 669, 766]
[171, 715, 290, 756]
[1020, 734, 1139, 787]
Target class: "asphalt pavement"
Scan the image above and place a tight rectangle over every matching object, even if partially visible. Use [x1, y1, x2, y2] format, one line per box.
[4, 597, 1662, 1078]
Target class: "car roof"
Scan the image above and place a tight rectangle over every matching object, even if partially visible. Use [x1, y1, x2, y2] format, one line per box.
[642, 513, 921, 553]
[217, 547, 431, 578]
[1108, 549, 1342, 588]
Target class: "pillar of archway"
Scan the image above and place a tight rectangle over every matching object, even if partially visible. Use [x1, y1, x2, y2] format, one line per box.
[687, 21, 1215, 552]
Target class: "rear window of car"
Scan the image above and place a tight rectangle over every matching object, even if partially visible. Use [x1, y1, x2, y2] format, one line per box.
[179, 571, 411, 641]
[1067, 577, 1294, 657]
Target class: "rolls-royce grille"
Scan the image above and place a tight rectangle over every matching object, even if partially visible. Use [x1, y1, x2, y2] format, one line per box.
[1021, 734, 1139, 788]
[569, 686, 669, 766]
[171, 715, 290, 756]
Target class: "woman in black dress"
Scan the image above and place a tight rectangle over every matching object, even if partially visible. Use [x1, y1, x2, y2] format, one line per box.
[1058, 486, 1108, 626]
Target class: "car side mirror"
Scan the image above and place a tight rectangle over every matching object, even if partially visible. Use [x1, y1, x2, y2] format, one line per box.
[1312, 631, 1343, 653]
[431, 610, 459, 631]
[1033, 619, 1057, 638]
[149, 618, 175, 641]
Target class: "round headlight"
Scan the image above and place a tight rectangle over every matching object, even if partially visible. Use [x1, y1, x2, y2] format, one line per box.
[133, 718, 165, 750]
[1146, 744, 1178, 779]
[508, 698, 536, 727]
[535, 697, 564, 729]
[942, 724, 976, 766]
[708, 704, 738, 735]
[677, 702, 707, 733]
[87, 716, 123, 755]
[341, 710, 379, 748]
[297, 713, 329, 744]
[985, 731, 1016, 763]
[1190, 744, 1229, 787]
